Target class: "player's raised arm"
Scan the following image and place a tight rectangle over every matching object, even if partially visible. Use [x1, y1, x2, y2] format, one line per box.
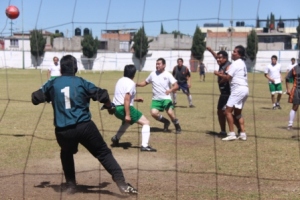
[206, 46, 218, 60]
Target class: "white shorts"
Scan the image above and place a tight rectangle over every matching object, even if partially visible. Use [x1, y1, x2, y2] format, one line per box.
[226, 86, 249, 109]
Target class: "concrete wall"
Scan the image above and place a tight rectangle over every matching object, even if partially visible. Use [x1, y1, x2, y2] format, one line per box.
[0, 50, 298, 73]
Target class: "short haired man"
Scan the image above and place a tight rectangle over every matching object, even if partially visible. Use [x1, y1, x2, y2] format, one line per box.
[172, 58, 195, 108]
[47, 56, 61, 80]
[137, 58, 182, 134]
[31, 55, 137, 194]
[207, 46, 240, 136]
[264, 55, 282, 110]
[214, 45, 249, 141]
[111, 64, 156, 152]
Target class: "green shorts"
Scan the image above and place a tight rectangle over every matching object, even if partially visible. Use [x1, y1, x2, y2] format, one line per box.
[50, 76, 59, 80]
[269, 83, 282, 94]
[151, 99, 174, 111]
[114, 106, 142, 125]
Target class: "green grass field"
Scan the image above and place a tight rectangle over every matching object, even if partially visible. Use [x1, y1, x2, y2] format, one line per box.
[0, 69, 300, 200]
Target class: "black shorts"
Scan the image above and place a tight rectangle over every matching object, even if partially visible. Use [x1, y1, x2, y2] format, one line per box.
[217, 94, 230, 110]
[177, 82, 190, 94]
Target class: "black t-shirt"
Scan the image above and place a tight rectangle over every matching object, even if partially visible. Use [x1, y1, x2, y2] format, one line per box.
[218, 61, 231, 95]
[172, 65, 190, 84]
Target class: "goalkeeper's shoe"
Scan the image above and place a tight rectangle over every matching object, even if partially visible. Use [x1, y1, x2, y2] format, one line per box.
[117, 182, 138, 194]
[111, 135, 119, 147]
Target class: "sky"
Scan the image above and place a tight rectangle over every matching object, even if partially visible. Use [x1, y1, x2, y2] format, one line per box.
[0, 0, 299, 38]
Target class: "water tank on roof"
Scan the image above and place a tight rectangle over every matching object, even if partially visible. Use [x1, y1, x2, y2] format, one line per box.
[75, 28, 81, 36]
[240, 21, 245, 26]
[278, 22, 285, 28]
[83, 28, 90, 36]
[236, 21, 241, 27]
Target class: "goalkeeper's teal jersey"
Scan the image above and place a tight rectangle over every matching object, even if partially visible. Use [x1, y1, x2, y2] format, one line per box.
[41, 75, 107, 128]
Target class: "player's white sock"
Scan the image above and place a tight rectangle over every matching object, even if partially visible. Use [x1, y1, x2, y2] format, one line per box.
[187, 95, 192, 105]
[228, 132, 235, 136]
[289, 109, 296, 126]
[116, 123, 130, 139]
[141, 125, 150, 147]
[273, 103, 276, 107]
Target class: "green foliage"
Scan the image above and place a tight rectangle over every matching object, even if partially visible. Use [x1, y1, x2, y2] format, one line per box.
[81, 33, 99, 58]
[191, 25, 205, 61]
[266, 16, 269, 28]
[30, 29, 46, 60]
[172, 30, 183, 39]
[132, 26, 153, 60]
[297, 17, 300, 48]
[256, 16, 260, 28]
[270, 13, 275, 29]
[160, 23, 168, 34]
[50, 30, 64, 46]
[246, 30, 258, 61]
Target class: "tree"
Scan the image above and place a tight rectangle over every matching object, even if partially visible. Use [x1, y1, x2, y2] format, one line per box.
[256, 16, 260, 28]
[297, 17, 300, 49]
[246, 29, 258, 62]
[81, 33, 98, 58]
[30, 29, 46, 68]
[270, 12, 275, 30]
[81, 33, 99, 70]
[50, 29, 64, 46]
[191, 25, 205, 62]
[266, 16, 270, 28]
[132, 26, 153, 66]
[160, 23, 167, 34]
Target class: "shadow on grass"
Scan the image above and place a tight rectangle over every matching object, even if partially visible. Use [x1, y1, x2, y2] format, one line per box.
[261, 107, 273, 110]
[34, 181, 131, 198]
[205, 130, 226, 138]
[150, 127, 171, 133]
[110, 142, 133, 149]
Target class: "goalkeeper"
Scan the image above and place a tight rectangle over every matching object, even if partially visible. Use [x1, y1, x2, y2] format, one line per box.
[110, 64, 157, 152]
[31, 55, 137, 195]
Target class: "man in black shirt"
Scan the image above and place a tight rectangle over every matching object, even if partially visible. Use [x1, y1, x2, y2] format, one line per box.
[172, 58, 195, 108]
[206, 47, 240, 136]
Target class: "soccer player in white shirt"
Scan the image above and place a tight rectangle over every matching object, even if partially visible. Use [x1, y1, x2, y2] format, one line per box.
[111, 64, 156, 152]
[214, 45, 249, 141]
[136, 58, 182, 134]
[264, 55, 282, 110]
[47, 56, 61, 80]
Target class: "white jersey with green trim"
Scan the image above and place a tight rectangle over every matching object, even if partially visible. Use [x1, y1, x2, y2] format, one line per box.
[145, 70, 177, 100]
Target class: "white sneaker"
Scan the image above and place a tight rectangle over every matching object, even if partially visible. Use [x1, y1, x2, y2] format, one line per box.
[238, 136, 247, 141]
[222, 135, 237, 141]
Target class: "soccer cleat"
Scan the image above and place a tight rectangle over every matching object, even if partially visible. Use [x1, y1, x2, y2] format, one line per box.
[141, 146, 157, 152]
[111, 135, 119, 147]
[272, 106, 277, 110]
[175, 124, 181, 134]
[221, 135, 237, 141]
[237, 136, 247, 141]
[117, 182, 138, 194]
[65, 181, 77, 194]
[163, 121, 171, 132]
[276, 104, 282, 109]
[287, 126, 292, 131]
[219, 131, 227, 136]
[189, 104, 195, 108]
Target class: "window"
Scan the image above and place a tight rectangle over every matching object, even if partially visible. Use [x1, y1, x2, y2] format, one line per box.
[10, 39, 19, 47]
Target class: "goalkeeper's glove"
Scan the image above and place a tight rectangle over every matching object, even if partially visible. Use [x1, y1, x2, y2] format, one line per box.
[101, 103, 116, 115]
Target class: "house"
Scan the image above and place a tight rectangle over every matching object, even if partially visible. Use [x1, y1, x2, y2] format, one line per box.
[0, 30, 53, 51]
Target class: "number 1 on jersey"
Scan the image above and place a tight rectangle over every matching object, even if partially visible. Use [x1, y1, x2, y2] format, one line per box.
[61, 86, 71, 109]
